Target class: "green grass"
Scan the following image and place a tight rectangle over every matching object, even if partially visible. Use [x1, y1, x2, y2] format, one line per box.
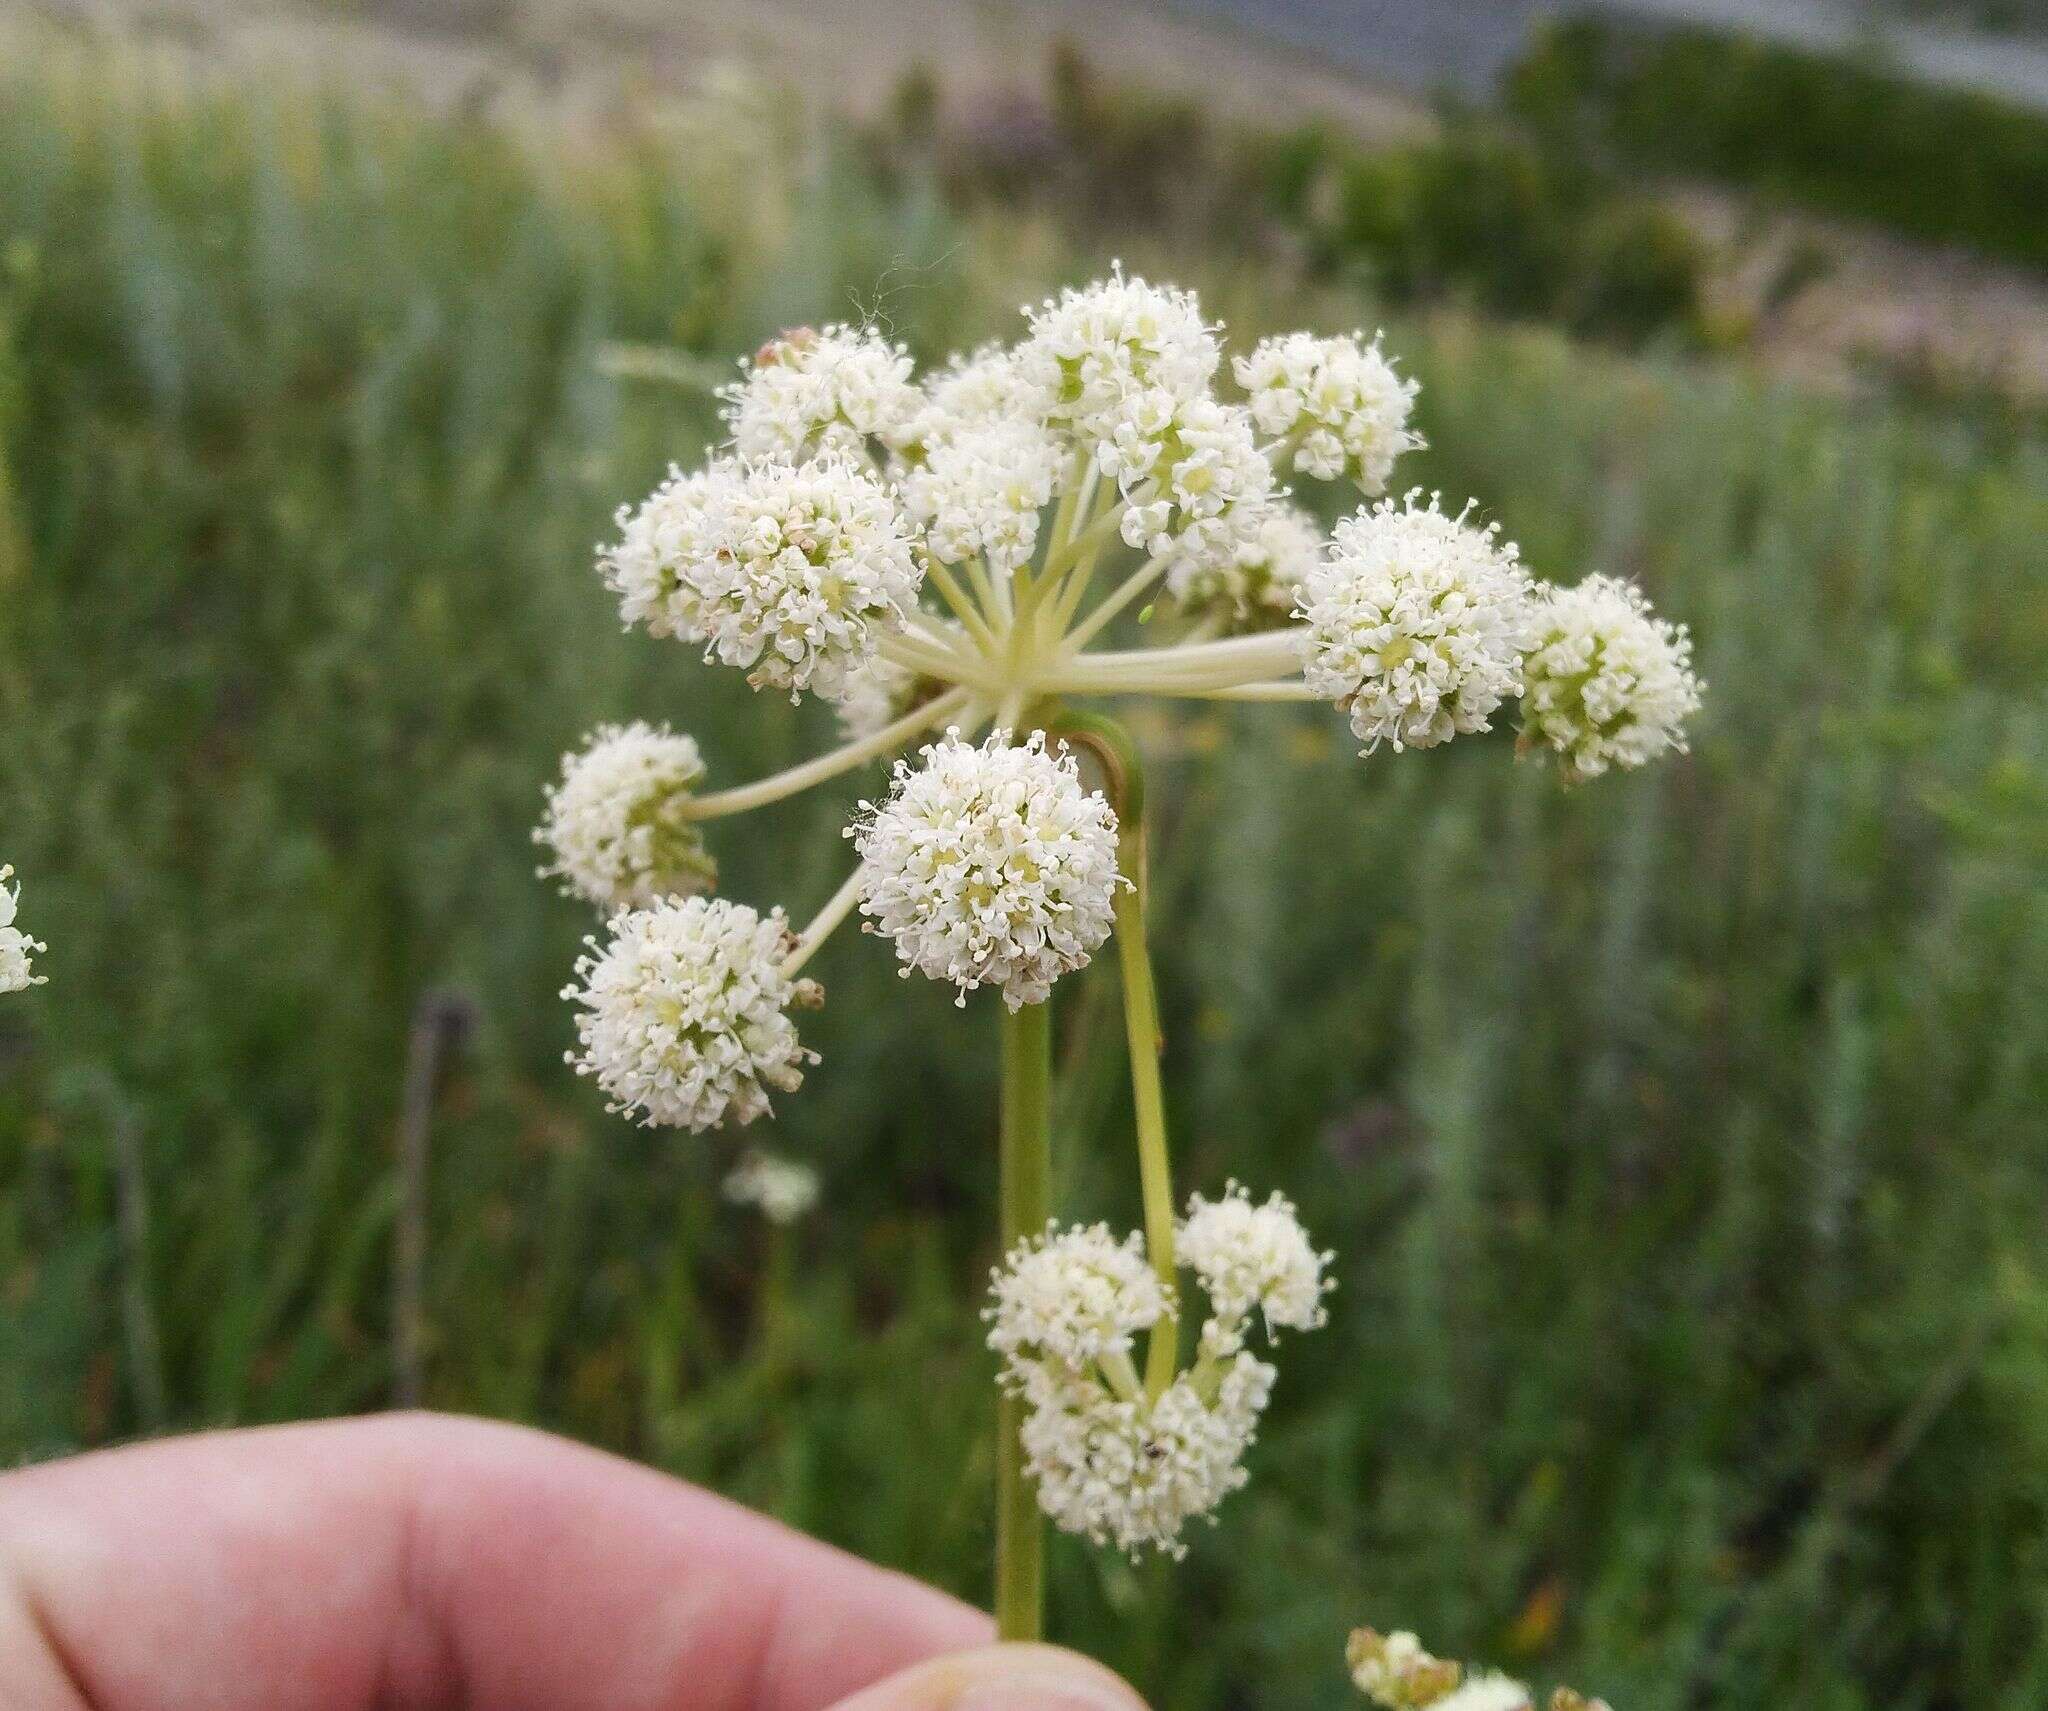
[2, 45, 2046, 1710]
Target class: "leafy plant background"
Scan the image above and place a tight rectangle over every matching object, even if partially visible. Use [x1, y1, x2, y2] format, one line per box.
[0, 49, 2044, 1711]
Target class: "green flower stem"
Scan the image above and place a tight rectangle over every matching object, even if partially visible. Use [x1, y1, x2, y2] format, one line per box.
[1053, 713, 1180, 1399]
[995, 996, 1053, 1642]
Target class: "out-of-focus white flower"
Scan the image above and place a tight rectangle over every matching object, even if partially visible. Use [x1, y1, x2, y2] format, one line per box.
[987, 1222, 1173, 1370]
[1299, 492, 1537, 753]
[1016, 1353, 1274, 1559]
[1017, 267, 1219, 451]
[563, 897, 817, 1132]
[1433, 1676, 1534, 1711]
[1235, 331, 1421, 493]
[902, 416, 1062, 572]
[850, 729, 1123, 1011]
[1165, 499, 1323, 629]
[0, 867, 46, 993]
[831, 654, 920, 742]
[1179, 1183, 1333, 1355]
[602, 458, 923, 700]
[1519, 575, 1702, 782]
[537, 722, 715, 910]
[720, 323, 921, 463]
[1347, 1629, 1463, 1709]
[723, 1148, 821, 1224]
[1107, 395, 1274, 568]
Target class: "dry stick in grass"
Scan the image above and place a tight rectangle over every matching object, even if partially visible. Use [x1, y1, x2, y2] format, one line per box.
[392, 989, 474, 1409]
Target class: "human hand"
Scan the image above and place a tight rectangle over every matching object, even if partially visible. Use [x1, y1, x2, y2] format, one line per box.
[0, 1412, 1146, 1711]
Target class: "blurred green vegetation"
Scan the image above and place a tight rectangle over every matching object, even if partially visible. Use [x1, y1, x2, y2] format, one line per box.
[866, 43, 1710, 347]
[1508, 17, 2048, 270]
[1, 44, 2046, 1711]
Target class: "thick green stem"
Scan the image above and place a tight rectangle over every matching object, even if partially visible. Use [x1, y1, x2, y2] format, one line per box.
[995, 998, 1052, 1641]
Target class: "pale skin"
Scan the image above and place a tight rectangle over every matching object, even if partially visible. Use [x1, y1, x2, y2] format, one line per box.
[0, 1413, 1146, 1711]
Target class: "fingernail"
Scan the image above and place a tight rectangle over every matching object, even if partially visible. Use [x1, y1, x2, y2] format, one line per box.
[828, 1643, 1148, 1711]
[954, 1648, 1144, 1711]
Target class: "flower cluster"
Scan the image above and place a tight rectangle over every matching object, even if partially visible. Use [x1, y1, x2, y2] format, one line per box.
[1236, 330, 1421, 492]
[600, 457, 921, 700]
[563, 897, 818, 1132]
[1347, 1627, 1612, 1711]
[902, 416, 1062, 573]
[537, 722, 716, 910]
[723, 1148, 822, 1224]
[1017, 267, 1219, 449]
[0, 866, 45, 994]
[850, 729, 1125, 1011]
[720, 323, 921, 464]
[1519, 575, 1703, 782]
[1299, 492, 1537, 753]
[1165, 500, 1322, 630]
[986, 1187, 1330, 1556]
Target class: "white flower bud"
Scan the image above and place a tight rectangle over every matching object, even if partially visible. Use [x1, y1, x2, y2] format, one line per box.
[850, 729, 1124, 1011]
[720, 323, 921, 463]
[600, 458, 923, 701]
[1519, 575, 1702, 782]
[537, 722, 715, 910]
[1234, 330, 1421, 494]
[987, 1223, 1173, 1369]
[1017, 267, 1220, 450]
[1300, 492, 1537, 753]
[564, 897, 817, 1132]
[1179, 1182, 1333, 1355]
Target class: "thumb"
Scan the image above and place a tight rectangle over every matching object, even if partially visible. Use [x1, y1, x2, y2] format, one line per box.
[823, 1642, 1149, 1711]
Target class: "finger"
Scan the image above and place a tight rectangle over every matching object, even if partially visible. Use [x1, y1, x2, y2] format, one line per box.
[0, 1412, 990, 1711]
[822, 1644, 1148, 1711]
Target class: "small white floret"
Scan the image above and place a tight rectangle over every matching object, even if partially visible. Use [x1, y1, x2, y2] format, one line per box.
[563, 896, 817, 1132]
[850, 729, 1124, 1011]
[1016, 267, 1220, 450]
[987, 1222, 1173, 1370]
[1235, 331, 1421, 493]
[1179, 1182, 1333, 1353]
[0, 866, 45, 993]
[600, 458, 923, 701]
[1519, 575, 1702, 782]
[537, 722, 715, 910]
[720, 323, 921, 463]
[1299, 492, 1537, 753]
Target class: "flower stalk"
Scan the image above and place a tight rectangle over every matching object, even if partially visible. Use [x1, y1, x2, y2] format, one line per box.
[995, 997, 1053, 1642]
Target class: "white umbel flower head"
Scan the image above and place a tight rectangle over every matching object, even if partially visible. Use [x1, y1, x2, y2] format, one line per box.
[1017, 267, 1219, 450]
[902, 416, 1061, 572]
[987, 1222, 1173, 1369]
[564, 897, 818, 1132]
[537, 722, 715, 910]
[723, 1148, 821, 1224]
[1109, 395, 1274, 568]
[1017, 1355, 1274, 1559]
[602, 458, 923, 700]
[850, 729, 1124, 1011]
[1180, 1183, 1334, 1354]
[1299, 492, 1537, 753]
[1166, 499, 1323, 630]
[1347, 1629, 1463, 1709]
[1519, 575, 1702, 782]
[720, 323, 921, 463]
[1235, 331, 1421, 493]
[0, 867, 46, 993]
